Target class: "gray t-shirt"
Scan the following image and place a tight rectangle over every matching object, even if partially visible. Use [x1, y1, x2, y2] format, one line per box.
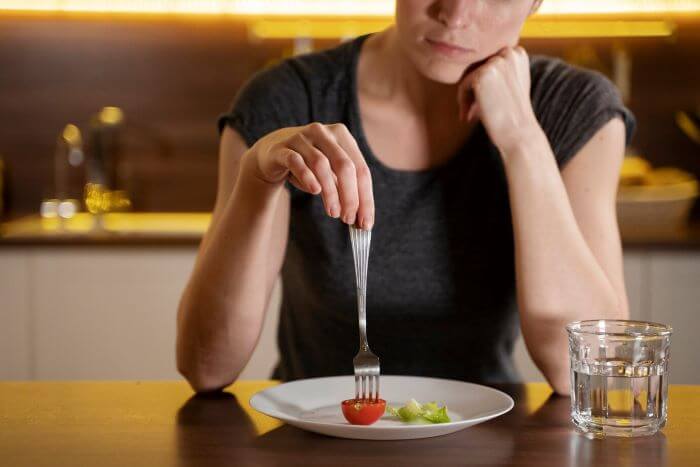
[217, 34, 635, 384]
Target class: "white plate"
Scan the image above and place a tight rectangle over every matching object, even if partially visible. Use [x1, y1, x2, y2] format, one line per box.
[249, 375, 514, 440]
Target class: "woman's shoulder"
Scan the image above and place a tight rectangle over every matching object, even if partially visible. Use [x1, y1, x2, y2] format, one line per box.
[241, 38, 360, 101]
[527, 54, 636, 167]
[529, 54, 622, 105]
[217, 38, 361, 146]
[287, 37, 360, 81]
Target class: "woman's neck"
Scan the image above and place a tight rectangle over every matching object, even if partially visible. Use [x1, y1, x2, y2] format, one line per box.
[362, 28, 459, 117]
[356, 28, 479, 171]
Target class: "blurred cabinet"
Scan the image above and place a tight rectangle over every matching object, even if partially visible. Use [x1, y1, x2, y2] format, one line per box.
[624, 251, 700, 385]
[0, 247, 280, 381]
[498, 251, 698, 385]
[30, 248, 193, 379]
[0, 251, 31, 379]
[647, 252, 700, 385]
[0, 247, 697, 384]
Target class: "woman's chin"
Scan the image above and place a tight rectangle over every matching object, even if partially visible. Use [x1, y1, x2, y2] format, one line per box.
[417, 61, 467, 85]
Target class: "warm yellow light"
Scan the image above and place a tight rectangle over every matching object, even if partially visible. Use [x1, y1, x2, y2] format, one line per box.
[251, 19, 391, 39]
[0, 0, 393, 15]
[2, 0, 700, 16]
[97, 106, 125, 126]
[251, 19, 674, 39]
[522, 20, 674, 37]
[537, 0, 700, 15]
[224, 0, 392, 16]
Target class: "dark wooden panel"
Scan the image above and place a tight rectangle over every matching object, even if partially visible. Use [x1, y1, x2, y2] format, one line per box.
[1, 13, 699, 219]
[0, 14, 291, 216]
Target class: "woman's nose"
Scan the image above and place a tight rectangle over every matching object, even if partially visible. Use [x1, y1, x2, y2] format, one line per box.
[435, 0, 471, 29]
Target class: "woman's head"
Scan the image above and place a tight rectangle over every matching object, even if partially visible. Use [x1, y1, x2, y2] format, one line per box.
[394, 0, 542, 84]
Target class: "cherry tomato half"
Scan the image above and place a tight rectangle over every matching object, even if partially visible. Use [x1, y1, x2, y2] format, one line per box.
[341, 398, 386, 425]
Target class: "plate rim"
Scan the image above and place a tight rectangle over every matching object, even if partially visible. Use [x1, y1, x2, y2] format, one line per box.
[248, 374, 515, 430]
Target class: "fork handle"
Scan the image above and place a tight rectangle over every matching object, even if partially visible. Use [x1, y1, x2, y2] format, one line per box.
[357, 286, 369, 351]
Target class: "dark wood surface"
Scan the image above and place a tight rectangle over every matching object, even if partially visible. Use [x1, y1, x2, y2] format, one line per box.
[0, 381, 697, 467]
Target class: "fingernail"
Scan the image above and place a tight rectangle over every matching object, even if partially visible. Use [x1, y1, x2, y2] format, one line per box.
[329, 204, 340, 218]
[363, 216, 374, 230]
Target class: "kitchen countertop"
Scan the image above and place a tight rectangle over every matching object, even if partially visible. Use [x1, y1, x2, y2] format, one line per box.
[0, 380, 697, 467]
[1, 212, 700, 249]
[0, 212, 209, 246]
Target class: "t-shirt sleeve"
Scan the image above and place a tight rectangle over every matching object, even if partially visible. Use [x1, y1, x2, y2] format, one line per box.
[217, 59, 310, 148]
[530, 56, 636, 168]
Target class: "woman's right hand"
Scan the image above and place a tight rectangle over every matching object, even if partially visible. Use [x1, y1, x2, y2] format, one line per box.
[242, 122, 375, 230]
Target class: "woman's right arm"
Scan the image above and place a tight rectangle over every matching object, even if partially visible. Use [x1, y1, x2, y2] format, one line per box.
[176, 123, 374, 392]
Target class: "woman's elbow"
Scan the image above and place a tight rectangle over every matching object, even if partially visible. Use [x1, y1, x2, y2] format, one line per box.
[614, 289, 631, 320]
[177, 359, 234, 393]
[530, 346, 570, 397]
[592, 275, 628, 321]
[545, 368, 571, 397]
[176, 339, 237, 393]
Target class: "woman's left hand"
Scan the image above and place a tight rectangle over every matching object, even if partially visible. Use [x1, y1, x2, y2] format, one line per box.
[457, 46, 542, 156]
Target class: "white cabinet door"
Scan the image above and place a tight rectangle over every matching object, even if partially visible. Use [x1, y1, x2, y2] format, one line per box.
[3, 247, 696, 384]
[28, 247, 281, 381]
[648, 251, 700, 384]
[623, 252, 648, 320]
[31, 247, 196, 379]
[0, 251, 32, 379]
[1, 246, 281, 381]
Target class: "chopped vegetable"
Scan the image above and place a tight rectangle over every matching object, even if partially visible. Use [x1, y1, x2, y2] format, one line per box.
[341, 398, 386, 425]
[386, 398, 451, 424]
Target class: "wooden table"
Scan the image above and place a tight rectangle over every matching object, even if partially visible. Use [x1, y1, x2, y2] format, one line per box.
[1, 381, 698, 466]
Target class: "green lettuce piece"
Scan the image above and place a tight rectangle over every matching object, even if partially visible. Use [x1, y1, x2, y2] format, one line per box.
[397, 407, 420, 421]
[422, 401, 440, 413]
[386, 398, 451, 424]
[389, 398, 422, 421]
[422, 405, 450, 423]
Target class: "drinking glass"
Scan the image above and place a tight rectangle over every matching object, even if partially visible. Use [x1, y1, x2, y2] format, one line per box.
[567, 319, 672, 437]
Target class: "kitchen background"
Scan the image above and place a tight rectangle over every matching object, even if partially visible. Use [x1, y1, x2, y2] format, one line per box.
[1, 1, 699, 385]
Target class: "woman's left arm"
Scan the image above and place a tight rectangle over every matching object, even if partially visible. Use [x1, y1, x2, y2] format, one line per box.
[461, 47, 630, 396]
[504, 118, 628, 397]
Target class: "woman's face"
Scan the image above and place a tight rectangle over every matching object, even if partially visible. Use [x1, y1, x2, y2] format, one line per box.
[395, 0, 538, 83]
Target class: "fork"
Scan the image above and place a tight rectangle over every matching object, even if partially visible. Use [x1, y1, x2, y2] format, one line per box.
[349, 224, 380, 401]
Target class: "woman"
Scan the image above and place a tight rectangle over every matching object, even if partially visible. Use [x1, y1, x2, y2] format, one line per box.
[176, 0, 635, 396]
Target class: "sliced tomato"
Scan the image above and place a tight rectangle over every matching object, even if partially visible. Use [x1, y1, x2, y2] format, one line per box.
[341, 398, 386, 425]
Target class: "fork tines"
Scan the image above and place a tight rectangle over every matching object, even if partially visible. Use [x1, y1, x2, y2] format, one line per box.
[354, 374, 380, 401]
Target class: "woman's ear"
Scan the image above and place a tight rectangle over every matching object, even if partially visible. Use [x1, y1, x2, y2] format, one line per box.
[529, 0, 543, 15]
